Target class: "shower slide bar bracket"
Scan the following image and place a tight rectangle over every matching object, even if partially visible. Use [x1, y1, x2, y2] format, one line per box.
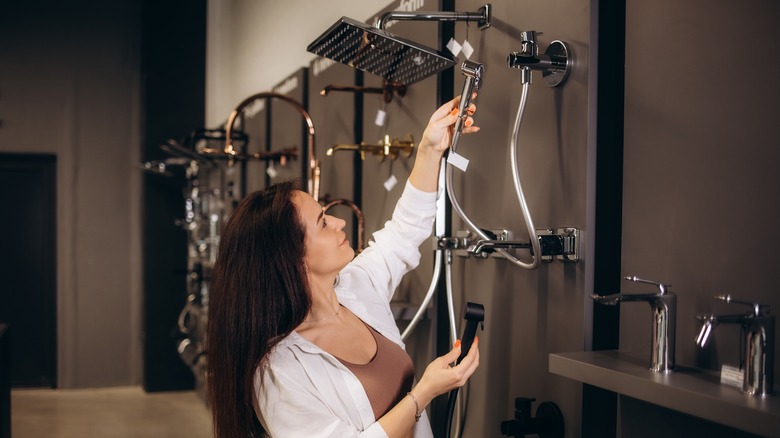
[466, 227, 579, 262]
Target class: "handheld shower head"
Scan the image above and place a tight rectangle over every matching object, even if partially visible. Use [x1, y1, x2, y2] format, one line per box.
[451, 61, 483, 152]
[307, 17, 455, 86]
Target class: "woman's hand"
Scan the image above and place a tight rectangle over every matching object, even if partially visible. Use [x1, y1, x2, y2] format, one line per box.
[411, 337, 480, 408]
[409, 94, 480, 192]
[419, 93, 480, 155]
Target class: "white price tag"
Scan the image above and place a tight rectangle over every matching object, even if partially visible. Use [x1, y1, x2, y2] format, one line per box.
[266, 165, 278, 178]
[447, 151, 470, 172]
[446, 38, 462, 57]
[461, 40, 474, 59]
[374, 109, 387, 126]
[383, 174, 398, 191]
[720, 364, 743, 388]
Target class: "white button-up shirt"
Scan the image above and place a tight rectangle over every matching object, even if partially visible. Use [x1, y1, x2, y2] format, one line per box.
[254, 181, 437, 437]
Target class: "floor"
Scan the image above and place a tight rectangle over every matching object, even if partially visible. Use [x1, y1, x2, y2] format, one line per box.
[10, 386, 213, 438]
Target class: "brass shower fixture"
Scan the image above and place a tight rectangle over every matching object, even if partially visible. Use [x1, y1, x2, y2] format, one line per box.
[326, 135, 414, 161]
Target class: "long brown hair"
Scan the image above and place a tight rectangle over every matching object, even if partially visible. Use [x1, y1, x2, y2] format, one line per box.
[206, 181, 310, 437]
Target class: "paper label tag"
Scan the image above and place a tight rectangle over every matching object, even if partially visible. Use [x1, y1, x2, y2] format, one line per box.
[383, 174, 398, 191]
[720, 364, 744, 388]
[446, 38, 462, 57]
[374, 109, 387, 126]
[461, 40, 474, 59]
[266, 165, 278, 178]
[448, 151, 470, 172]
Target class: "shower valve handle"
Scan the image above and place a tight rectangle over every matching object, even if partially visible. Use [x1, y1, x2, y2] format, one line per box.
[457, 302, 485, 364]
[714, 294, 770, 316]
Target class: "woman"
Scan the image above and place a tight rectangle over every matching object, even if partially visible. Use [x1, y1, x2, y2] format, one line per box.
[207, 95, 481, 437]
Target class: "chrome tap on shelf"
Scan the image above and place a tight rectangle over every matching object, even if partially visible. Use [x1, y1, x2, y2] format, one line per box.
[591, 276, 677, 373]
[696, 295, 774, 396]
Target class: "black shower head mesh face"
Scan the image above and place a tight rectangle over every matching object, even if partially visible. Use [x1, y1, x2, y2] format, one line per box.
[307, 17, 456, 86]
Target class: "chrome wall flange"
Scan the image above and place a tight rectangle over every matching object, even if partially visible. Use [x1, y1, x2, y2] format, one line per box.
[542, 40, 571, 88]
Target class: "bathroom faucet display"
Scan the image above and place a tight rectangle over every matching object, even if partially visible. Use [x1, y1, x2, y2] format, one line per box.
[591, 276, 677, 373]
[696, 295, 775, 396]
[442, 29, 577, 270]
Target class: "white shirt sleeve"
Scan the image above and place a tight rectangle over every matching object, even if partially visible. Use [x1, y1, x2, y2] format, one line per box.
[345, 181, 437, 303]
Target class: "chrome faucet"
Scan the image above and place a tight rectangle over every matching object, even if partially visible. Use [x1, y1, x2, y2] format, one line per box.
[507, 30, 571, 87]
[591, 276, 677, 373]
[696, 295, 774, 396]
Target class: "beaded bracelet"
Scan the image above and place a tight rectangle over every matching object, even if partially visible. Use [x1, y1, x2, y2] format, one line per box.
[407, 392, 421, 422]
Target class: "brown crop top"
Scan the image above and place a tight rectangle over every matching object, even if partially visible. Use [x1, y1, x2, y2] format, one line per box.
[336, 322, 415, 420]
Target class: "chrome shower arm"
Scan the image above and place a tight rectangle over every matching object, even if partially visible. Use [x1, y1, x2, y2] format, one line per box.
[376, 4, 491, 30]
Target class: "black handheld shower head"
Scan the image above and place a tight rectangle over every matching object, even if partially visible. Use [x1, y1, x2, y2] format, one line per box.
[307, 17, 455, 86]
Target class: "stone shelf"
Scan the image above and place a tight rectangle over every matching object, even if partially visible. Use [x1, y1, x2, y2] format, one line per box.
[549, 350, 780, 437]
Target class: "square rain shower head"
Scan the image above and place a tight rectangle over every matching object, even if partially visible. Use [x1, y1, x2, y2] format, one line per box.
[307, 16, 456, 86]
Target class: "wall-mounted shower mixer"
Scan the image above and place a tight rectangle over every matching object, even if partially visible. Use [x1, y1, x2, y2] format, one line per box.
[437, 228, 579, 263]
[500, 397, 564, 438]
[508, 31, 571, 87]
[326, 135, 414, 161]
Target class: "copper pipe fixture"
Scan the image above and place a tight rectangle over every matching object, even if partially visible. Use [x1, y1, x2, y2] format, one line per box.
[225, 93, 321, 201]
[198, 147, 298, 165]
[323, 198, 366, 253]
[320, 81, 407, 103]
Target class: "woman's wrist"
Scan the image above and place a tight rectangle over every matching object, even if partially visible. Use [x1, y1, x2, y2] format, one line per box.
[409, 382, 434, 412]
[408, 145, 443, 192]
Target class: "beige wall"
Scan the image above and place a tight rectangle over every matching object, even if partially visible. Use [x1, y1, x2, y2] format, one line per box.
[0, 3, 142, 388]
[206, 0, 390, 126]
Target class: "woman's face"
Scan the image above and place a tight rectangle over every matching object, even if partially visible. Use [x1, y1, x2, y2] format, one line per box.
[293, 190, 355, 276]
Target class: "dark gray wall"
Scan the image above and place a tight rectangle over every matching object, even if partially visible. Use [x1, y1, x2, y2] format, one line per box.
[0, 1, 143, 388]
[450, 1, 591, 436]
[618, 0, 780, 434]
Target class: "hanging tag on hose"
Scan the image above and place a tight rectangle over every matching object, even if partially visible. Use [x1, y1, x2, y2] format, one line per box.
[448, 151, 470, 172]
